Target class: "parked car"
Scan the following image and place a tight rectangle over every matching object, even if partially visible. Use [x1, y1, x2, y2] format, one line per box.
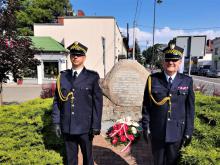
[190, 68, 199, 75]
[206, 70, 220, 78]
[198, 66, 211, 76]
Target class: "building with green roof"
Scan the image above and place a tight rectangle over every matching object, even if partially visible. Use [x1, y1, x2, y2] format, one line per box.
[30, 36, 67, 53]
[23, 36, 69, 84]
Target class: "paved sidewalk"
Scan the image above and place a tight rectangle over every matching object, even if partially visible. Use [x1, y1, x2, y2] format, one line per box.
[2, 83, 42, 104]
[79, 133, 153, 165]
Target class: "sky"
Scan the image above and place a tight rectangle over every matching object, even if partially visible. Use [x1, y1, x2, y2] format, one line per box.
[70, 0, 220, 49]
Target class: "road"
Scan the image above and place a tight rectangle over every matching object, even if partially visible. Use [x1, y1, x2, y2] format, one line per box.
[192, 75, 220, 84]
[191, 75, 220, 96]
[2, 83, 42, 104]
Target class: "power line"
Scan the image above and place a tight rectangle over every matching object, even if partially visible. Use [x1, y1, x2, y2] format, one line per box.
[133, 0, 140, 22]
[136, 0, 143, 23]
[137, 24, 220, 31]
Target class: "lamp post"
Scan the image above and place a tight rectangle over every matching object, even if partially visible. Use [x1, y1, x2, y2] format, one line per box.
[152, 0, 162, 67]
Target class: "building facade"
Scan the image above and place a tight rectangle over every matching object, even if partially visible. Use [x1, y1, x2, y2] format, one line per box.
[34, 16, 127, 78]
[23, 36, 68, 84]
[212, 37, 220, 70]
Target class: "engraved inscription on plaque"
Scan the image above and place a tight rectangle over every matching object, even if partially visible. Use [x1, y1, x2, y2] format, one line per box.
[111, 70, 145, 106]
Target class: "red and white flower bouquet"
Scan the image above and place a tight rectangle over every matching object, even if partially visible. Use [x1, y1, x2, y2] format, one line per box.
[106, 116, 142, 152]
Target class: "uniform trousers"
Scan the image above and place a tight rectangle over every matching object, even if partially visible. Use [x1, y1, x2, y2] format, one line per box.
[63, 133, 94, 165]
[151, 140, 182, 165]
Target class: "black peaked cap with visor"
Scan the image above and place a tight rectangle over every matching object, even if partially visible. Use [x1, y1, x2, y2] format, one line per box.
[67, 41, 88, 56]
[162, 43, 184, 61]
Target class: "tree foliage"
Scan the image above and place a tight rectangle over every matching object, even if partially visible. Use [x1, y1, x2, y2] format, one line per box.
[16, 0, 73, 35]
[134, 39, 145, 65]
[0, 0, 40, 84]
[142, 43, 164, 69]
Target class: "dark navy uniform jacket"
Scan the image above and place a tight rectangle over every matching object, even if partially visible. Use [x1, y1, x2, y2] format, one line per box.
[142, 72, 195, 142]
[52, 68, 103, 135]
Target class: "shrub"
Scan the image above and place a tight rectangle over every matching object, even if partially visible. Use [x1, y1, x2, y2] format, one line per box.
[180, 92, 220, 165]
[0, 98, 64, 164]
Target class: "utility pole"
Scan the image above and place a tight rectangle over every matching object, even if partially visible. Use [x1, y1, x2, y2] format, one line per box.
[152, 0, 162, 67]
[132, 21, 136, 60]
[146, 40, 149, 51]
[127, 23, 129, 58]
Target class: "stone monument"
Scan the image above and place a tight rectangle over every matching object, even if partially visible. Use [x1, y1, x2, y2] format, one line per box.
[101, 59, 150, 121]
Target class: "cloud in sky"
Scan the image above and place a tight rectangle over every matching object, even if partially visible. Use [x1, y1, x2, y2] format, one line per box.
[120, 27, 220, 49]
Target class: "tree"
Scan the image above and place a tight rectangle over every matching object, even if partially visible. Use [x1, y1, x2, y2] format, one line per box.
[0, 0, 40, 105]
[142, 43, 164, 69]
[134, 39, 145, 65]
[16, 0, 73, 35]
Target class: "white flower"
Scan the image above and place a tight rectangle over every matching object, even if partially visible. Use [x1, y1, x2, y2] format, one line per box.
[131, 127, 137, 134]
[125, 116, 131, 122]
[116, 118, 124, 123]
[132, 122, 139, 127]
[126, 121, 132, 126]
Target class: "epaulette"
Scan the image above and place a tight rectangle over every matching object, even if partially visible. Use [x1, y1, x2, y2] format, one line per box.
[87, 69, 98, 75]
[60, 69, 71, 73]
[150, 72, 160, 77]
[59, 69, 71, 76]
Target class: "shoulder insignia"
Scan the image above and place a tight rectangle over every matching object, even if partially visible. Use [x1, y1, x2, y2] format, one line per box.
[87, 69, 98, 75]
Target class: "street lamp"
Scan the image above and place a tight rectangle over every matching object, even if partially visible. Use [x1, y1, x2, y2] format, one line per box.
[152, 0, 162, 67]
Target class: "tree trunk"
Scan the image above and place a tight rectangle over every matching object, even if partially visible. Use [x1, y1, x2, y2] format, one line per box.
[0, 82, 3, 106]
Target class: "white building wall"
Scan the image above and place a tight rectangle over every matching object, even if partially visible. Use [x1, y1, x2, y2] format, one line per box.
[34, 53, 68, 84]
[34, 16, 127, 78]
[198, 53, 212, 67]
[34, 25, 65, 45]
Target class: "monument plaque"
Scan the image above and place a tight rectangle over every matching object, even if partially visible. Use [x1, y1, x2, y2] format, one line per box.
[101, 59, 150, 107]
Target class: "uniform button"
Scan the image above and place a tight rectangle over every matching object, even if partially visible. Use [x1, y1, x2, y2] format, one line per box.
[72, 89, 75, 92]
[72, 112, 74, 115]
[168, 118, 170, 121]
[169, 93, 172, 97]
[71, 104, 74, 107]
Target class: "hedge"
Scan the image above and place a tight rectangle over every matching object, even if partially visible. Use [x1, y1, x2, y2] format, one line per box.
[0, 93, 219, 164]
[180, 92, 220, 165]
[0, 98, 64, 164]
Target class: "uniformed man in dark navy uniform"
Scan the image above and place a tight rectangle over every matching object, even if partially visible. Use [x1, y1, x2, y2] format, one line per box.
[142, 42, 195, 165]
[52, 41, 103, 165]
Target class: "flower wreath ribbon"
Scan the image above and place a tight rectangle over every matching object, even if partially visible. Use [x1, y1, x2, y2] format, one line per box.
[109, 123, 132, 152]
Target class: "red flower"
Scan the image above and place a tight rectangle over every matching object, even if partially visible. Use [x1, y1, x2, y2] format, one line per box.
[112, 137, 118, 145]
[124, 124, 129, 131]
[118, 129, 124, 136]
[113, 124, 118, 130]
[120, 135, 127, 142]
[128, 134, 135, 141]
[117, 123, 122, 129]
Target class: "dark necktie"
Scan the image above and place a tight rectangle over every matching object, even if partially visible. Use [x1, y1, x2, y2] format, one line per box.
[73, 71, 77, 81]
[168, 77, 172, 89]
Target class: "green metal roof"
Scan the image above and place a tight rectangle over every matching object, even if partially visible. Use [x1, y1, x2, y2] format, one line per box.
[30, 36, 67, 52]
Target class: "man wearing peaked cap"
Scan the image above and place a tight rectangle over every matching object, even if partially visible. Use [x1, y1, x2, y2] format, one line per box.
[142, 41, 195, 165]
[162, 42, 184, 61]
[52, 41, 103, 165]
[67, 41, 88, 56]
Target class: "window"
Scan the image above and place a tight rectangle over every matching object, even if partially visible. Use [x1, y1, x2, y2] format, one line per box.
[23, 67, 37, 78]
[44, 61, 59, 78]
[214, 48, 218, 55]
